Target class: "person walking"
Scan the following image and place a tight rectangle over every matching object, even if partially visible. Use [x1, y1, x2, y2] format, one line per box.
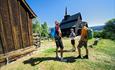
[77, 23, 89, 59]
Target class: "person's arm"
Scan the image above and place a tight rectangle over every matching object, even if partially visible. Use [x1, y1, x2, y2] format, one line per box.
[69, 33, 72, 38]
[58, 28, 62, 37]
[73, 32, 76, 37]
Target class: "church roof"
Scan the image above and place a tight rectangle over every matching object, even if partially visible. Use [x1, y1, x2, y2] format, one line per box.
[60, 12, 82, 29]
[61, 12, 81, 24]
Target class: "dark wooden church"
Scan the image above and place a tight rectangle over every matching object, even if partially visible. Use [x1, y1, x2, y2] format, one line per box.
[60, 8, 86, 36]
[0, 0, 36, 64]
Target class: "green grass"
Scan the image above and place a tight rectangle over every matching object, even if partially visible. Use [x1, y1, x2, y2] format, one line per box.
[43, 48, 55, 53]
[1, 38, 115, 70]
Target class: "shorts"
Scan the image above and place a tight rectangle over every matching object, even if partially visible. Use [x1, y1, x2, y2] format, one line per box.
[77, 40, 87, 48]
[55, 35, 64, 49]
[71, 39, 75, 45]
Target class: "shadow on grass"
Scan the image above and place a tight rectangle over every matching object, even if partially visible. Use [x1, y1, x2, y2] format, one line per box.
[23, 56, 78, 66]
[54, 50, 75, 52]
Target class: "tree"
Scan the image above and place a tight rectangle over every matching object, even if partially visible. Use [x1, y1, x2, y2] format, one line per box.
[32, 18, 42, 35]
[32, 18, 49, 37]
[41, 22, 49, 37]
[102, 18, 115, 40]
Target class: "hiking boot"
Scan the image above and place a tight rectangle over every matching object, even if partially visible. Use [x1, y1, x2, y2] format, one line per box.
[56, 56, 60, 59]
[83, 55, 89, 59]
[76, 55, 82, 59]
[60, 58, 67, 62]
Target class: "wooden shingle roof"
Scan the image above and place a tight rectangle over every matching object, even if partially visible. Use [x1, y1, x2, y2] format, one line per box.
[60, 12, 82, 29]
[61, 12, 82, 24]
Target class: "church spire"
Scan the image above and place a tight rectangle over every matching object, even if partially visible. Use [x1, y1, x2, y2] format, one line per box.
[65, 7, 67, 16]
[64, 7, 70, 20]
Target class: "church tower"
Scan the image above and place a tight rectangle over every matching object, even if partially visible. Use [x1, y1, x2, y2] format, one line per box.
[64, 7, 70, 20]
[65, 7, 67, 16]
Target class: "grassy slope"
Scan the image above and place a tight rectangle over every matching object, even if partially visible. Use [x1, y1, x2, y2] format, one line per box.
[1, 38, 115, 70]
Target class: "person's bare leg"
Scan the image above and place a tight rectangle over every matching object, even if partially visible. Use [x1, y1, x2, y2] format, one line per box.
[85, 48, 88, 56]
[83, 47, 89, 59]
[78, 47, 81, 56]
[60, 48, 63, 58]
[84, 42, 89, 58]
[56, 47, 59, 57]
[60, 48, 67, 61]
[73, 45, 76, 50]
[71, 45, 76, 52]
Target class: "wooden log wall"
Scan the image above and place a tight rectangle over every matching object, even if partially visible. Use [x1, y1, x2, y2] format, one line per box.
[0, 0, 33, 54]
[0, 0, 14, 53]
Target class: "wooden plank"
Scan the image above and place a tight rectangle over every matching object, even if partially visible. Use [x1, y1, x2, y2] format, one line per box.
[19, 0, 33, 48]
[25, 12, 29, 47]
[0, 34, 4, 54]
[29, 19, 33, 45]
[1, 0, 14, 52]
[10, 0, 22, 49]
[8, 0, 24, 50]
[20, 5, 26, 48]
[27, 13, 30, 46]
[20, 4, 29, 47]
[0, 14, 6, 54]
[7, 0, 18, 50]
[18, 1, 24, 48]
[16, 0, 23, 49]
[0, 46, 36, 64]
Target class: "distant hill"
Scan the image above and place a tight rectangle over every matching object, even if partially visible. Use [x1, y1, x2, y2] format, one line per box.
[90, 25, 105, 31]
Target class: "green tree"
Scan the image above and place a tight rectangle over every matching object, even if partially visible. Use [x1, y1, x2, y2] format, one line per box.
[41, 22, 49, 37]
[32, 18, 42, 35]
[103, 18, 115, 40]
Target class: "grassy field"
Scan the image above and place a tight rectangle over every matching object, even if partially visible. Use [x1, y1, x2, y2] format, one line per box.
[1, 38, 115, 70]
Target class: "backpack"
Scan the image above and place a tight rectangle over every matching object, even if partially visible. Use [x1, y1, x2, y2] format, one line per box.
[50, 27, 56, 38]
[88, 28, 93, 39]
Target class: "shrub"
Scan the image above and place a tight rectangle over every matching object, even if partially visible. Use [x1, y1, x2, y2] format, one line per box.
[102, 18, 115, 40]
[93, 31, 103, 38]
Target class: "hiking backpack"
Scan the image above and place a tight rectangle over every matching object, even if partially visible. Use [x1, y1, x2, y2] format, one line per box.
[88, 28, 93, 39]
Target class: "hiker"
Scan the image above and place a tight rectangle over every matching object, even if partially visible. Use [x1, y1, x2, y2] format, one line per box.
[69, 28, 76, 52]
[77, 23, 89, 59]
[54, 21, 65, 61]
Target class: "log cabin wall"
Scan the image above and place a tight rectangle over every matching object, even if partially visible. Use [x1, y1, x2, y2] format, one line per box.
[8, 0, 22, 50]
[20, 2, 29, 48]
[0, 33, 4, 54]
[0, 0, 35, 54]
[0, 0, 14, 53]
[28, 18, 33, 46]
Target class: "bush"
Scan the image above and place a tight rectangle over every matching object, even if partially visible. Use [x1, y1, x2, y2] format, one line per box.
[93, 31, 103, 38]
[102, 18, 115, 40]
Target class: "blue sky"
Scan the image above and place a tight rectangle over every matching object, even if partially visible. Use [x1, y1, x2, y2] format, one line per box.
[26, 0, 115, 27]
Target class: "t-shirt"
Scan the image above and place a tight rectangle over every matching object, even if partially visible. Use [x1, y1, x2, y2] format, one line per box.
[55, 26, 62, 37]
[81, 26, 88, 41]
[70, 32, 76, 40]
